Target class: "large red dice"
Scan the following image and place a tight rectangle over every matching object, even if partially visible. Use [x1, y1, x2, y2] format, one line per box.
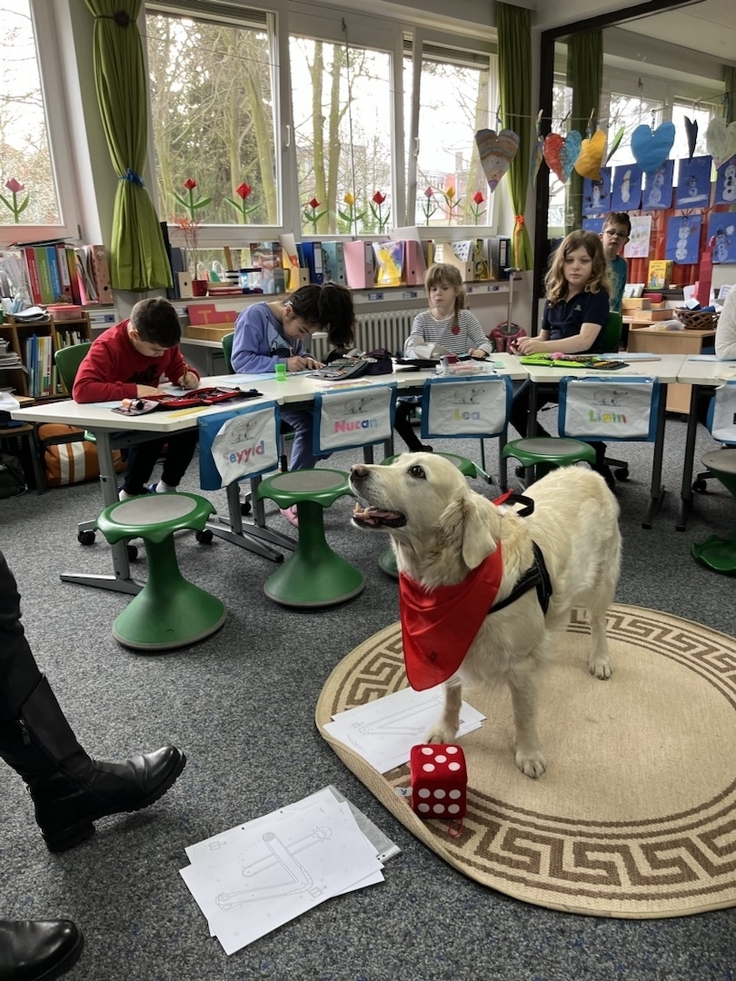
[409, 743, 467, 820]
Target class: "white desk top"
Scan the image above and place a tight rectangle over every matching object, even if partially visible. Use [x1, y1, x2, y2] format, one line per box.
[514, 353, 687, 384]
[672, 357, 736, 386]
[10, 355, 526, 433]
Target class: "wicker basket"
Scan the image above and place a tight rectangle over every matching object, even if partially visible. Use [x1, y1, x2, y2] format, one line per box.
[675, 308, 720, 330]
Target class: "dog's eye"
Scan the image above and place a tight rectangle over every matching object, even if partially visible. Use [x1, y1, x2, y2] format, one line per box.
[409, 465, 426, 479]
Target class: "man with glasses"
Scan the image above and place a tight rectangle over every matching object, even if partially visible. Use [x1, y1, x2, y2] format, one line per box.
[600, 213, 631, 314]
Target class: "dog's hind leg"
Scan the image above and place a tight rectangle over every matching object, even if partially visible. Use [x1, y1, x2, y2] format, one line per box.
[425, 680, 462, 744]
[508, 663, 547, 778]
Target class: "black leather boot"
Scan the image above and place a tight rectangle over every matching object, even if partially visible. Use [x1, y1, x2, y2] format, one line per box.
[0, 919, 83, 980]
[0, 675, 186, 852]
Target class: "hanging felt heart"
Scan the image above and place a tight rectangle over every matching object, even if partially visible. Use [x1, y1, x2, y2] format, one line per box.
[574, 129, 606, 181]
[530, 133, 545, 188]
[543, 131, 581, 183]
[630, 122, 676, 175]
[684, 117, 698, 161]
[475, 129, 520, 191]
[706, 117, 736, 170]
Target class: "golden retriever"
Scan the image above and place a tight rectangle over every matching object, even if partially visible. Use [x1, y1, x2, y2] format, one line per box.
[350, 454, 621, 778]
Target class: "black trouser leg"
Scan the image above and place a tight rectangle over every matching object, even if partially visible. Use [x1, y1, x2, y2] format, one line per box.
[394, 400, 425, 452]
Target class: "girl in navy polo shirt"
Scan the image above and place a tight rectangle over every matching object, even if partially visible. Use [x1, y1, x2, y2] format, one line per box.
[508, 230, 614, 487]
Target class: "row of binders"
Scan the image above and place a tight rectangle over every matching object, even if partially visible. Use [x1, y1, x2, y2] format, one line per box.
[8, 242, 112, 307]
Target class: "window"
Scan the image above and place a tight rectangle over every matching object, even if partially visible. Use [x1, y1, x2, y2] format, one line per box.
[0, 0, 81, 240]
[145, 2, 279, 232]
[407, 39, 497, 228]
[290, 35, 393, 236]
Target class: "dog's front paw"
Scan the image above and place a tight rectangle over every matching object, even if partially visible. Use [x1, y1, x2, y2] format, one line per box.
[425, 722, 458, 744]
[589, 657, 613, 680]
[515, 748, 547, 778]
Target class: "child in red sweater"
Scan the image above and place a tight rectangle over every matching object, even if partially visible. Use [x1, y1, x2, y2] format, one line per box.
[73, 297, 200, 499]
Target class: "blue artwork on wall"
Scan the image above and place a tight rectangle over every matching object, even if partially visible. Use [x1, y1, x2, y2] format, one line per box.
[582, 168, 611, 215]
[674, 155, 712, 208]
[665, 214, 702, 264]
[611, 163, 642, 211]
[582, 216, 605, 234]
[707, 213, 736, 264]
[714, 155, 736, 205]
[642, 159, 674, 211]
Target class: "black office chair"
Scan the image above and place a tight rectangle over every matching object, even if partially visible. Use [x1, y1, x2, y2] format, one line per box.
[599, 312, 630, 482]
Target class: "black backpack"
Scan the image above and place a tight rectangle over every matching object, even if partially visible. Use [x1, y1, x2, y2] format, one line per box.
[0, 452, 27, 499]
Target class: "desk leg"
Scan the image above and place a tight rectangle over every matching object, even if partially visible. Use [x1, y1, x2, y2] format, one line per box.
[642, 383, 668, 530]
[677, 385, 701, 532]
[206, 480, 295, 560]
[59, 431, 142, 594]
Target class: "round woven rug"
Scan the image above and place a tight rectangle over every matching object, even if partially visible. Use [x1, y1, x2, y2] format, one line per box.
[315, 605, 736, 919]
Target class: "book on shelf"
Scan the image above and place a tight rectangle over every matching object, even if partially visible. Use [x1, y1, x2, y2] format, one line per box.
[34, 248, 54, 304]
[298, 241, 325, 285]
[373, 240, 404, 287]
[86, 245, 113, 304]
[74, 248, 98, 304]
[343, 240, 375, 289]
[321, 241, 347, 285]
[45, 246, 63, 302]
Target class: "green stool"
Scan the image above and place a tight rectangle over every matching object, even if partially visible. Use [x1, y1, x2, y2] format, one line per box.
[691, 448, 736, 575]
[378, 453, 479, 581]
[502, 436, 596, 482]
[255, 469, 364, 607]
[94, 493, 226, 651]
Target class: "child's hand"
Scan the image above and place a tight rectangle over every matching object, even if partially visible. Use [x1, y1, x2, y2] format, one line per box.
[467, 348, 487, 359]
[137, 385, 166, 397]
[514, 337, 544, 355]
[178, 370, 199, 390]
[288, 355, 324, 372]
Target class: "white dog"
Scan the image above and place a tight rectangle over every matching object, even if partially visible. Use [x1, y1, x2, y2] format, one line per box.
[350, 454, 621, 778]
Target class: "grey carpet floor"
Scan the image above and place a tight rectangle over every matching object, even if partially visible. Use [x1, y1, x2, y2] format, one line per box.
[1, 412, 735, 981]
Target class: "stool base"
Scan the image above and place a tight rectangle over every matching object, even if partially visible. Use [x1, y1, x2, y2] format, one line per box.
[378, 545, 399, 580]
[691, 534, 736, 576]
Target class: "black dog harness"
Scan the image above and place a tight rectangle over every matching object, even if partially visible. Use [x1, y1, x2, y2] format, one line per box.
[488, 492, 553, 616]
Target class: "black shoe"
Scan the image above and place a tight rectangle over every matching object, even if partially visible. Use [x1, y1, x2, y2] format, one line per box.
[0, 919, 83, 980]
[592, 463, 617, 493]
[31, 746, 187, 852]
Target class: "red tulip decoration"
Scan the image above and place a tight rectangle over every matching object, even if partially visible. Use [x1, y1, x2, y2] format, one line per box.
[225, 181, 258, 223]
[171, 179, 211, 279]
[421, 186, 438, 225]
[469, 190, 486, 224]
[303, 197, 328, 232]
[0, 178, 29, 224]
[369, 190, 391, 233]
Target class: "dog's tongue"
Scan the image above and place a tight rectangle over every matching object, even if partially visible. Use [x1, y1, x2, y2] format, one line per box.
[353, 504, 402, 525]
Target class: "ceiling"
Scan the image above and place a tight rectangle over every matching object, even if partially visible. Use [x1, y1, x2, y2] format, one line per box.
[615, 0, 736, 62]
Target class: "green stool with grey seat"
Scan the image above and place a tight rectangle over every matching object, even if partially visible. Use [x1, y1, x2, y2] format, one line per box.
[691, 450, 736, 575]
[255, 469, 363, 607]
[94, 493, 226, 650]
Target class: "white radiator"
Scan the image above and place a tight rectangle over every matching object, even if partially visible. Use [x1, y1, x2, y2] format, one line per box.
[310, 309, 416, 360]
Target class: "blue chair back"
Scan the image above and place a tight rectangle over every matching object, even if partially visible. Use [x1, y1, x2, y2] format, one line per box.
[558, 376, 660, 443]
[198, 401, 281, 490]
[419, 375, 513, 440]
[313, 383, 397, 455]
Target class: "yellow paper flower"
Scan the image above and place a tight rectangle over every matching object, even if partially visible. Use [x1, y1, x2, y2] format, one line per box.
[343, 192, 355, 206]
[445, 186, 456, 200]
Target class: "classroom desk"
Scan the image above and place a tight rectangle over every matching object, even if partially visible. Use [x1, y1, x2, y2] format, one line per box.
[517, 354, 687, 529]
[626, 326, 716, 413]
[11, 356, 526, 592]
[673, 357, 736, 531]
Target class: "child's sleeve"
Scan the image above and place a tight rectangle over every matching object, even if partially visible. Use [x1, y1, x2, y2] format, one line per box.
[464, 311, 495, 354]
[164, 348, 200, 386]
[231, 308, 281, 373]
[403, 313, 427, 358]
[72, 342, 137, 404]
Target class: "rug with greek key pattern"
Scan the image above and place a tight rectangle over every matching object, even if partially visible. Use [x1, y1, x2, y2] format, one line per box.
[315, 605, 736, 918]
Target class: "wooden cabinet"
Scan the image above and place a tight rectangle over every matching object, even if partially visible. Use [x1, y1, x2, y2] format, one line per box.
[625, 325, 716, 414]
[0, 313, 92, 399]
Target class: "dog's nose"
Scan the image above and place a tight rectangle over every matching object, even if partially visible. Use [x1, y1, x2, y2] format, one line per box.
[350, 464, 369, 481]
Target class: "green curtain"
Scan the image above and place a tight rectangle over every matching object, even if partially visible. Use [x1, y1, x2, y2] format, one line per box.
[83, 0, 172, 291]
[725, 66, 736, 125]
[566, 31, 603, 233]
[496, 2, 533, 271]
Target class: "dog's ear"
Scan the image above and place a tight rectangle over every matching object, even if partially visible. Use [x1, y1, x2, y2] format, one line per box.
[439, 495, 498, 570]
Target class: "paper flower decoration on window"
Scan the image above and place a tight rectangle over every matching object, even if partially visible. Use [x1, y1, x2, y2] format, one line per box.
[225, 182, 258, 223]
[440, 184, 462, 223]
[369, 191, 391, 233]
[421, 186, 437, 225]
[338, 192, 365, 232]
[0, 178, 29, 224]
[303, 197, 328, 232]
[171, 179, 211, 277]
[469, 190, 486, 224]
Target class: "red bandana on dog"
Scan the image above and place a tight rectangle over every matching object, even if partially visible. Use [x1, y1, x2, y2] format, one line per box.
[399, 543, 503, 691]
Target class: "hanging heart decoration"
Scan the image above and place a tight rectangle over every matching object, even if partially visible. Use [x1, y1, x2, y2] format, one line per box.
[475, 128, 520, 191]
[630, 121, 676, 175]
[684, 117, 698, 161]
[530, 111, 545, 189]
[574, 129, 607, 181]
[706, 117, 736, 170]
[543, 131, 582, 183]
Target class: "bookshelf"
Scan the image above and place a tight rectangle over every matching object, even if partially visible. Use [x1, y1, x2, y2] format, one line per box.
[0, 312, 92, 399]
